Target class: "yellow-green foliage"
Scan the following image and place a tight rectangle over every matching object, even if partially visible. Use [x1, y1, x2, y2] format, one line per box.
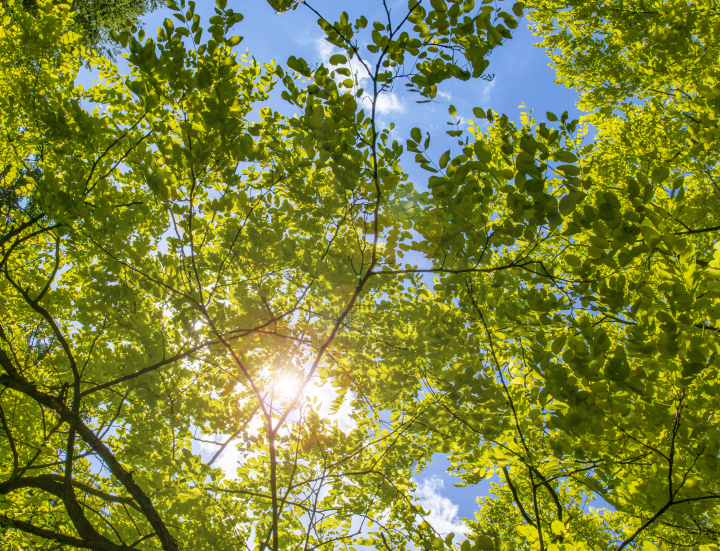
[0, 0, 719, 550]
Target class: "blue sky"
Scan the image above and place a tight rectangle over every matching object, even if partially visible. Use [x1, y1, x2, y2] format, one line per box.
[99, 0, 588, 536]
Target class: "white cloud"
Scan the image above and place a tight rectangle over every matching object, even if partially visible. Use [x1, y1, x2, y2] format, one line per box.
[479, 80, 496, 104]
[415, 476, 467, 536]
[436, 90, 453, 101]
[315, 36, 336, 62]
[312, 36, 406, 128]
[375, 93, 405, 117]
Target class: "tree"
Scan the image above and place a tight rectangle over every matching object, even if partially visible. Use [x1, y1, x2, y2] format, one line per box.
[5, 0, 160, 55]
[0, 0, 718, 550]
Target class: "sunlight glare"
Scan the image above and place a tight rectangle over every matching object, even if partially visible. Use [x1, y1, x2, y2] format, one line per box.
[274, 375, 301, 403]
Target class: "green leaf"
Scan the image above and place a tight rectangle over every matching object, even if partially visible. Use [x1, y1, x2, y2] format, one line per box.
[565, 254, 581, 267]
[476, 535, 494, 550]
[474, 141, 492, 163]
[267, 0, 296, 10]
[553, 150, 577, 163]
[287, 55, 311, 76]
[439, 150, 451, 169]
[557, 164, 580, 176]
[558, 188, 585, 215]
[430, 0, 448, 11]
[640, 224, 661, 246]
[473, 107, 486, 119]
[329, 54, 348, 65]
[651, 165, 669, 184]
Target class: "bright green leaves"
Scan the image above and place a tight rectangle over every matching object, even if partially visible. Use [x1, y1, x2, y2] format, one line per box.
[313, 0, 517, 100]
[407, 127, 438, 173]
[3, 1, 720, 551]
[550, 519, 565, 536]
[553, 150, 577, 163]
[267, 0, 297, 12]
[329, 53, 348, 65]
[558, 187, 585, 216]
[473, 141, 492, 163]
[163, 17, 175, 36]
[473, 107, 487, 119]
[287, 55, 311, 77]
[439, 149, 451, 170]
[2, 2, 401, 549]
[603, 346, 631, 384]
[651, 164, 669, 185]
[640, 223, 662, 248]
[531, 0, 720, 156]
[398, 7, 720, 543]
[512, 2, 525, 17]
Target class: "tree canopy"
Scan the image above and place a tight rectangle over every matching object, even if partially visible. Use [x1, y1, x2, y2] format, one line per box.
[1, 0, 719, 550]
[8, 0, 160, 54]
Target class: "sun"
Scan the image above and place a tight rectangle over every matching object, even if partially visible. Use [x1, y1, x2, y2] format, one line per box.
[273, 375, 301, 402]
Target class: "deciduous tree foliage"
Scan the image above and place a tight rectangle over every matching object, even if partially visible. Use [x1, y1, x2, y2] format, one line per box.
[7, 0, 160, 54]
[0, 0, 718, 550]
